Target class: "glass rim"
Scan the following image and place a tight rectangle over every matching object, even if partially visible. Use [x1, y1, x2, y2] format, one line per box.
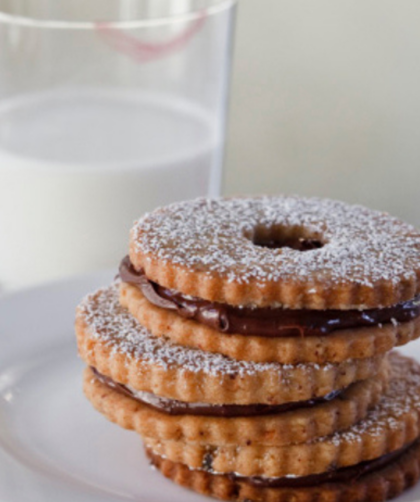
[0, 0, 237, 30]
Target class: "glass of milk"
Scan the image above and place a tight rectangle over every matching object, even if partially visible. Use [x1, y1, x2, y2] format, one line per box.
[0, 0, 237, 290]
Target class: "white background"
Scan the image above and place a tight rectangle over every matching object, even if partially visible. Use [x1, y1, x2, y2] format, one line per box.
[226, 0, 420, 226]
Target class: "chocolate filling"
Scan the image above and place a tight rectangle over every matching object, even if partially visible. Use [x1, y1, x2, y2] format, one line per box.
[92, 368, 343, 417]
[252, 236, 324, 251]
[227, 442, 415, 488]
[119, 256, 420, 337]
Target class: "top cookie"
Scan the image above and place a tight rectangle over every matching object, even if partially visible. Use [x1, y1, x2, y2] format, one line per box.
[129, 196, 420, 309]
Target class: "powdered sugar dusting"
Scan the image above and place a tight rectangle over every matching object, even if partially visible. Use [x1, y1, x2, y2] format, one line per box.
[132, 196, 420, 289]
[78, 283, 338, 377]
[323, 352, 420, 447]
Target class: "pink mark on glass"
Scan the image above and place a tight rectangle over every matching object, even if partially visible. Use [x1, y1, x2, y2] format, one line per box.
[95, 13, 206, 63]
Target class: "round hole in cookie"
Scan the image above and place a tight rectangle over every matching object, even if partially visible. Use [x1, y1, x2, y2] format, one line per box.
[249, 225, 325, 252]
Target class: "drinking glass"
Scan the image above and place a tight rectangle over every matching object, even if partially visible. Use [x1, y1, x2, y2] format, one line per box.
[0, 0, 236, 290]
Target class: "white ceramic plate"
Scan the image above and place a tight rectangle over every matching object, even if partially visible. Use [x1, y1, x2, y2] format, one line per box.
[1, 273, 420, 502]
[0, 272, 210, 502]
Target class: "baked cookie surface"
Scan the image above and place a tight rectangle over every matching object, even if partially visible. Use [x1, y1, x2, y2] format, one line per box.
[83, 361, 389, 446]
[142, 353, 420, 477]
[120, 281, 420, 364]
[129, 196, 420, 309]
[146, 439, 420, 502]
[76, 283, 385, 404]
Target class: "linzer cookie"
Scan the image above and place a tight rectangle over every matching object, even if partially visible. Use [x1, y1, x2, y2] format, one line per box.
[76, 195, 420, 502]
[76, 283, 385, 405]
[122, 197, 420, 364]
[146, 440, 420, 502]
[119, 279, 420, 364]
[128, 197, 420, 308]
[83, 361, 389, 446]
[141, 353, 420, 478]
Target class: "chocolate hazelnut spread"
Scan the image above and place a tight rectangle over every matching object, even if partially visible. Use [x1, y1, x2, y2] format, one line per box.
[92, 367, 342, 417]
[119, 256, 420, 337]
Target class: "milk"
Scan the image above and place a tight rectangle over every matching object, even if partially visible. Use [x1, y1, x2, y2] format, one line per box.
[0, 89, 220, 290]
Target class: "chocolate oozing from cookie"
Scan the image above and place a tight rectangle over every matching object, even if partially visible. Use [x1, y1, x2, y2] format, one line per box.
[251, 234, 324, 252]
[92, 367, 342, 417]
[147, 441, 417, 488]
[119, 256, 420, 337]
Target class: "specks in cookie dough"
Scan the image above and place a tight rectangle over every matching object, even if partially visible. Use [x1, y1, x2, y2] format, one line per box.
[78, 282, 339, 378]
[132, 196, 420, 288]
[324, 352, 420, 447]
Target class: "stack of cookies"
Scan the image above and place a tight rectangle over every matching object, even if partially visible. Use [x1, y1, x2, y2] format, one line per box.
[76, 196, 420, 502]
